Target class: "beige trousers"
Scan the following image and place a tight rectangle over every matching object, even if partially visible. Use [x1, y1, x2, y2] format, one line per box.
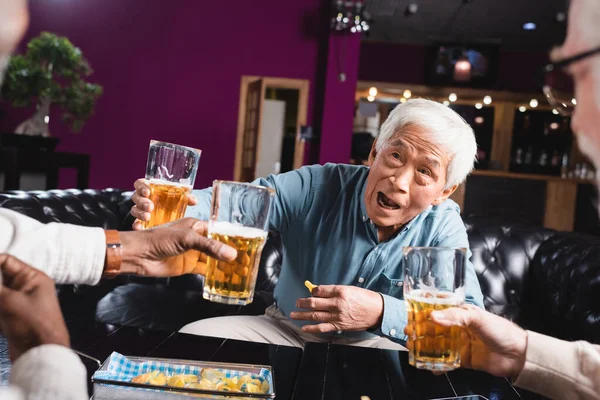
[180, 305, 407, 351]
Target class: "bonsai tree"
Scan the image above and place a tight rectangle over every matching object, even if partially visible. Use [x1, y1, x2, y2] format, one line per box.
[1, 31, 103, 136]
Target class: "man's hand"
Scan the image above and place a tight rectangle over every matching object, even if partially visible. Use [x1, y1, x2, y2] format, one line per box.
[118, 218, 237, 277]
[405, 305, 528, 380]
[290, 285, 383, 333]
[131, 178, 197, 230]
[0, 254, 70, 361]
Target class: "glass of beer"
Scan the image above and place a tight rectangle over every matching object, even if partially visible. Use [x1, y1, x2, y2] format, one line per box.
[203, 180, 275, 305]
[403, 246, 467, 371]
[142, 140, 201, 229]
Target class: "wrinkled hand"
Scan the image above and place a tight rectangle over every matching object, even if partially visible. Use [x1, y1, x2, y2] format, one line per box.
[131, 178, 198, 230]
[119, 218, 237, 277]
[290, 285, 383, 333]
[0, 254, 70, 362]
[405, 305, 527, 380]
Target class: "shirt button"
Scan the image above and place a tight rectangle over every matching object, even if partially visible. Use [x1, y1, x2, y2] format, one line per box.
[358, 277, 365, 283]
[389, 328, 397, 336]
[362, 215, 368, 222]
[396, 281, 403, 287]
[337, 330, 342, 335]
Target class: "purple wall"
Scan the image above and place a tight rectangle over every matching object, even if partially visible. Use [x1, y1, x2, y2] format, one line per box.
[359, 41, 550, 93]
[0, 0, 324, 189]
[319, 34, 361, 164]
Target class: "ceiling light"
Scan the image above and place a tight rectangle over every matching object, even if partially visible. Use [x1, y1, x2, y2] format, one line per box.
[443, 100, 450, 106]
[475, 103, 483, 109]
[331, 1, 372, 35]
[368, 87, 378, 97]
[400, 97, 407, 103]
[529, 99, 538, 108]
[453, 55, 472, 82]
[367, 95, 375, 102]
[403, 89, 412, 99]
[449, 93, 457, 102]
[405, 3, 419, 16]
[519, 106, 527, 112]
[552, 109, 559, 115]
[483, 95, 492, 105]
[572, 98, 577, 105]
[523, 22, 537, 31]
[474, 116, 484, 124]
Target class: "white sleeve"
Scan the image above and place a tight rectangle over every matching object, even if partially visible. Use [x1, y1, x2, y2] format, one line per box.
[0, 208, 105, 285]
[6, 344, 88, 400]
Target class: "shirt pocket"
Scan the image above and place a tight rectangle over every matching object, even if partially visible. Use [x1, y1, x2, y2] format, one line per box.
[374, 272, 405, 299]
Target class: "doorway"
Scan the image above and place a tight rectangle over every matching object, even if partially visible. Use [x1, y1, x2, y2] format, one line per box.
[234, 76, 310, 182]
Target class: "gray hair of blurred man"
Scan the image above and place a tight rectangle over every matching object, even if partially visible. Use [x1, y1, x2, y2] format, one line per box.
[556, 0, 600, 194]
[0, 0, 29, 86]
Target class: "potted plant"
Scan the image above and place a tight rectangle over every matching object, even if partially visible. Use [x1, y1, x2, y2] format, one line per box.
[1, 31, 103, 137]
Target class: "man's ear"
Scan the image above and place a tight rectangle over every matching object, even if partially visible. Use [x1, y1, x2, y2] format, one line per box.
[367, 140, 378, 167]
[432, 184, 458, 205]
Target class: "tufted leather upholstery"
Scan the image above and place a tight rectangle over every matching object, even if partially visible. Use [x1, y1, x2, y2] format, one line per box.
[1, 190, 599, 342]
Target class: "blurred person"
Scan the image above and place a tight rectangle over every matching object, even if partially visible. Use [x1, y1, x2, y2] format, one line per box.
[406, 1, 600, 399]
[130, 98, 485, 350]
[0, 1, 236, 398]
[0, 255, 87, 400]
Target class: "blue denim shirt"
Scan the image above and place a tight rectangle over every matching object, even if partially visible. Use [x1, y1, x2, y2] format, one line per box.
[186, 163, 484, 343]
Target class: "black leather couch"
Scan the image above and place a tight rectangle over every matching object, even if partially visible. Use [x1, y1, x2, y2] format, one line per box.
[1, 189, 599, 344]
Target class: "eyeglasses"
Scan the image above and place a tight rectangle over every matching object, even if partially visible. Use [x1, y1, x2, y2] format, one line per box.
[542, 46, 600, 116]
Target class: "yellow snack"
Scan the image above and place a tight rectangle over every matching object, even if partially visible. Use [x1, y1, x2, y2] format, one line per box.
[304, 280, 317, 294]
[260, 380, 270, 393]
[244, 382, 261, 393]
[148, 372, 167, 386]
[188, 379, 217, 390]
[167, 375, 186, 388]
[238, 374, 253, 387]
[201, 368, 226, 383]
[181, 374, 198, 383]
[131, 370, 159, 384]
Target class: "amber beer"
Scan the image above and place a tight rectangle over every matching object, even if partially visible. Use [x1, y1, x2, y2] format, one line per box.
[142, 180, 192, 229]
[406, 290, 463, 370]
[203, 221, 267, 305]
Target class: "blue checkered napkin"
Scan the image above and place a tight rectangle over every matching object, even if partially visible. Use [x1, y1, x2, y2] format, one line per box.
[92, 352, 274, 395]
[93, 352, 201, 382]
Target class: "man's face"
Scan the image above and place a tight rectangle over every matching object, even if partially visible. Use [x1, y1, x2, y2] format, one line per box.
[0, 0, 29, 86]
[364, 125, 456, 232]
[556, 0, 600, 168]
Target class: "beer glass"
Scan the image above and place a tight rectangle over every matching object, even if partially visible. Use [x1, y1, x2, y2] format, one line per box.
[403, 246, 466, 371]
[143, 140, 201, 229]
[203, 181, 275, 305]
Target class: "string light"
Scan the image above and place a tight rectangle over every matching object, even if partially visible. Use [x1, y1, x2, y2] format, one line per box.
[403, 90, 412, 99]
[483, 96, 492, 105]
[449, 93, 457, 102]
[368, 87, 377, 97]
[475, 103, 483, 109]
[529, 99, 538, 108]
[519, 106, 527, 112]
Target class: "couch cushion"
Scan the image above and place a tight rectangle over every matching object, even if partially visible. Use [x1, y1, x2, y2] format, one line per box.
[0, 189, 131, 230]
[463, 216, 555, 321]
[527, 232, 600, 343]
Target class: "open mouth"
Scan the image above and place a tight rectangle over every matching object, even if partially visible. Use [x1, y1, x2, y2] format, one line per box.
[377, 192, 401, 210]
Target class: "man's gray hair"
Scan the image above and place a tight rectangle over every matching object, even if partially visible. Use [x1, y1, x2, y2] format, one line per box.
[376, 98, 477, 188]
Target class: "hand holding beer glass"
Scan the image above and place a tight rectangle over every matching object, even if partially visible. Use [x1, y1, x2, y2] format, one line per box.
[404, 247, 466, 371]
[203, 181, 275, 305]
[143, 140, 201, 229]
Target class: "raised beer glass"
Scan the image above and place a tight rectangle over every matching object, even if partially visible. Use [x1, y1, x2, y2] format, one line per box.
[403, 246, 466, 371]
[203, 181, 275, 305]
[143, 140, 201, 229]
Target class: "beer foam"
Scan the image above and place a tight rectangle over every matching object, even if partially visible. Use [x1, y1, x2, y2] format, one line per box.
[209, 221, 267, 239]
[405, 289, 464, 305]
[148, 178, 192, 188]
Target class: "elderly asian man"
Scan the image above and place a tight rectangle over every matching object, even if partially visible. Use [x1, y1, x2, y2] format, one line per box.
[130, 98, 485, 350]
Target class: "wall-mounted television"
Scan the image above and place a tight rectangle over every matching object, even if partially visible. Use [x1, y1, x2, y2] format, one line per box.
[425, 43, 500, 88]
